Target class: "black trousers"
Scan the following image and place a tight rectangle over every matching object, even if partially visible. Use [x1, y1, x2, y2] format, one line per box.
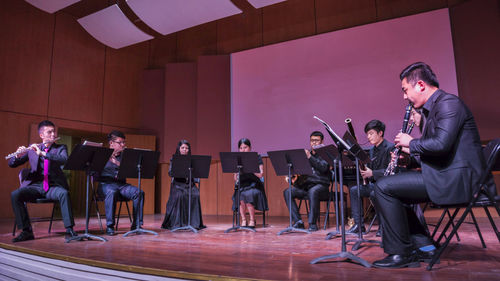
[374, 171, 432, 255]
[283, 184, 329, 225]
[11, 183, 75, 231]
[98, 182, 144, 228]
[349, 183, 376, 225]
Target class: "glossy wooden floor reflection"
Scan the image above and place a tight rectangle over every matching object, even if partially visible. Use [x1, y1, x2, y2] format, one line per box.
[0, 214, 499, 281]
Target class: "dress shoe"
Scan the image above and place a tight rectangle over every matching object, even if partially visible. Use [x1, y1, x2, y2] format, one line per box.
[415, 249, 438, 263]
[308, 224, 319, 232]
[373, 254, 420, 268]
[376, 229, 382, 237]
[346, 224, 366, 234]
[106, 227, 115, 236]
[65, 228, 78, 239]
[12, 231, 34, 243]
[293, 220, 305, 229]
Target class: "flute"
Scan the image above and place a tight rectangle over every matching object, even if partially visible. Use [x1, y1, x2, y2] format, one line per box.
[5, 137, 60, 159]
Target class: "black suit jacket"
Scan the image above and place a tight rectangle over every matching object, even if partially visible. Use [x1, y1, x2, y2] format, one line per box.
[8, 143, 69, 189]
[409, 90, 488, 205]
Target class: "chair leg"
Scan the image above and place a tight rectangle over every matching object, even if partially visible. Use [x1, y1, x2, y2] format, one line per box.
[431, 208, 448, 240]
[484, 206, 500, 242]
[48, 202, 56, 234]
[469, 210, 486, 248]
[126, 201, 132, 222]
[436, 208, 460, 245]
[262, 211, 266, 228]
[116, 201, 123, 230]
[12, 221, 16, 236]
[323, 200, 330, 230]
[428, 206, 470, 270]
[445, 209, 461, 242]
[366, 214, 378, 234]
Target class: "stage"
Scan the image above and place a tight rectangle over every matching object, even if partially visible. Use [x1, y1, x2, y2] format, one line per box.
[1, 214, 499, 280]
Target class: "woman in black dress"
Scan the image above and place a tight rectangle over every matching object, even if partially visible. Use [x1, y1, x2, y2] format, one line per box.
[233, 138, 268, 228]
[161, 140, 205, 230]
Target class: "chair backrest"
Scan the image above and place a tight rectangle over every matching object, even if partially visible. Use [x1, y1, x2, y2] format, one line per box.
[484, 138, 500, 173]
[18, 168, 30, 185]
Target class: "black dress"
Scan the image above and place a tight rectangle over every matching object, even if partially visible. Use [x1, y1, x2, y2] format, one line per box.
[161, 162, 204, 230]
[232, 155, 269, 212]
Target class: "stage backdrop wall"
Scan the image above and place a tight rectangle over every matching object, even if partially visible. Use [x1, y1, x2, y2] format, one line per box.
[231, 8, 458, 154]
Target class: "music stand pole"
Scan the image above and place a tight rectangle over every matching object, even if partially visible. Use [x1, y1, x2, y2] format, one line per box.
[326, 159, 341, 239]
[225, 164, 256, 233]
[124, 154, 158, 237]
[171, 166, 198, 233]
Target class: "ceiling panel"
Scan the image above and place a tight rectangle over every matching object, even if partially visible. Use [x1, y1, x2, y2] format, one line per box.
[25, 0, 81, 13]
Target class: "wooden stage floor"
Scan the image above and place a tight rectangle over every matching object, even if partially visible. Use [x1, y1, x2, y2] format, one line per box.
[1, 214, 499, 280]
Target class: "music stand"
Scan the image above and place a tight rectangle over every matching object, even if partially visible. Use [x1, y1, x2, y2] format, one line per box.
[120, 148, 160, 237]
[170, 154, 211, 233]
[220, 152, 260, 233]
[64, 144, 113, 243]
[267, 149, 314, 235]
[342, 131, 380, 250]
[314, 145, 341, 236]
[310, 116, 371, 268]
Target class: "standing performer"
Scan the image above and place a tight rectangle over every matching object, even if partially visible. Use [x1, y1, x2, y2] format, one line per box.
[10, 120, 77, 242]
[98, 131, 144, 236]
[231, 138, 268, 228]
[373, 62, 494, 268]
[162, 140, 205, 230]
[283, 131, 331, 232]
[346, 120, 393, 235]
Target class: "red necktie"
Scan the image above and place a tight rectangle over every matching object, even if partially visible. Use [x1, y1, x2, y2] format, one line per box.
[43, 148, 49, 192]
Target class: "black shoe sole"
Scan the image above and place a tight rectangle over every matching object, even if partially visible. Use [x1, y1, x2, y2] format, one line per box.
[373, 261, 420, 269]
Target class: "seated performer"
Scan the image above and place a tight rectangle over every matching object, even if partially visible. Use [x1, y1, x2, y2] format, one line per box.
[10, 120, 77, 242]
[232, 138, 268, 228]
[98, 131, 144, 236]
[283, 131, 331, 232]
[347, 120, 393, 235]
[373, 62, 495, 268]
[162, 140, 205, 230]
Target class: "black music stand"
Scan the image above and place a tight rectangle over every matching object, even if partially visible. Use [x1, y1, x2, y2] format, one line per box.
[120, 148, 160, 237]
[268, 149, 314, 235]
[64, 144, 113, 243]
[220, 152, 260, 233]
[342, 131, 380, 251]
[314, 145, 341, 236]
[170, 154, 211, 233]
[310, 116, 371, 268]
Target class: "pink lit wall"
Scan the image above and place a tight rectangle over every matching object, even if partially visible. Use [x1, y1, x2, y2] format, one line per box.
[231, 9, 458, 153]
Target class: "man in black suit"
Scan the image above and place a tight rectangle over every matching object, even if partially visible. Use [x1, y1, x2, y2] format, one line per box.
[98, 130, 144, 236]
[9, 120, 77, 242]
[373, 62, 492, 268]
[283, 131, 331, 232]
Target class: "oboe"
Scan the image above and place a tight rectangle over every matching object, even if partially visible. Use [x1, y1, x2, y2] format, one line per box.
[5, 137, 60, 160]
[384, 104, 414, 176]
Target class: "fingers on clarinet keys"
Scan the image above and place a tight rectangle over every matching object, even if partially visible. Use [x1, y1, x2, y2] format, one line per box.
[373, 254, 420, 268]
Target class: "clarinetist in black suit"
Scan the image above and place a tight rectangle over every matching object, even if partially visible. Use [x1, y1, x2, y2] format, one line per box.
[283, 131, 331, 232]
[9, 120, 77, 242]
[372, 62, 496, 268]
[346, 120, 393, 235]
[98, 131, 144, 236]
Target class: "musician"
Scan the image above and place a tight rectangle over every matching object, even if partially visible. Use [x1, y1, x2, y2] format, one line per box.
[346, 120, 393, 235]
[98, 131, 144, 236]
[231, 138, 268, 228]
[161, 140, 205, 230]
[283, 131, 331, 231]
[9, 120, 77, 242]
[373, 62, 494, 268]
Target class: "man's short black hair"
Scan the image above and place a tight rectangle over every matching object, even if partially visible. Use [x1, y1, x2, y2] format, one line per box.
[38, 120, 55, 132]
[400, 62, 439, 88]
[310, 131, 324, 140]
[364, 120, 386, 136]
[107, 130, 126, 142]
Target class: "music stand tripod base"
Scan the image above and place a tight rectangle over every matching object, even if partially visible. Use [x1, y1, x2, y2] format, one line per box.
[310, 251, 372, 268]
[347, 238, 381, 251]
[277, 227, 310, 236]
[225, 225, 256, 233]
[124, 227, 158, 237]
[66, 233, 107, 243]
[171, 225, 199, 233]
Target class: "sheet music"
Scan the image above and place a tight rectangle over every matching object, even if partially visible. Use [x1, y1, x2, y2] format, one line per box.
[313, 116, 351, 150]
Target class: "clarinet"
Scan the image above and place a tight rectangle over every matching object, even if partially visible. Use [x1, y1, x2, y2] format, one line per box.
[384, 104, 414, 176]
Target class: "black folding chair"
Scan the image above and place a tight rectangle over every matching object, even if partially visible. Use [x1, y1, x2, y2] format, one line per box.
[427, 138, 500, 270]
